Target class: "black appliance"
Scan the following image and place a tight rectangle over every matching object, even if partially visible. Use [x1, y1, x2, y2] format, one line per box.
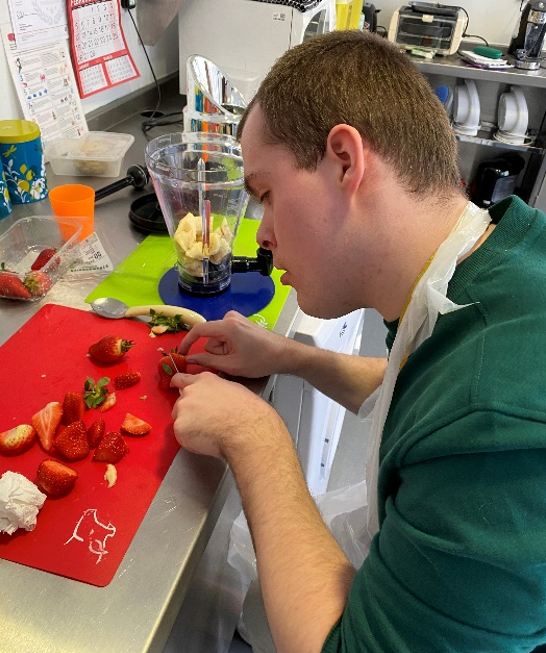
[508, 0, 546, 70]
[470, 154, 526, 208]
[362, 3, 378, 31]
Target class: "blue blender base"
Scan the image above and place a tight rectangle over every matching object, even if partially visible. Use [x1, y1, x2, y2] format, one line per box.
[158, 268, 275, 321]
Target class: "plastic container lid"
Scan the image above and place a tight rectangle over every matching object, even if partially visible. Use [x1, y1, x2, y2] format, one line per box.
[0, 120, 41, 144]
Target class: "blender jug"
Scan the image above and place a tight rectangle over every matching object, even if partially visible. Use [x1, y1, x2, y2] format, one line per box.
[146, 133, 249, 295]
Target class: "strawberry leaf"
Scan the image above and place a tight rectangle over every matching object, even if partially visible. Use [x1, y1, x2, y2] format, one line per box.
[161, 362, 174, 375]
[149, 309, 188, 333]
[83, 376, 111, 408]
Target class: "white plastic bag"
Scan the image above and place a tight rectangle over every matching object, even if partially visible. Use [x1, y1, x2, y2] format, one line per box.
[227, 478, 372, 585]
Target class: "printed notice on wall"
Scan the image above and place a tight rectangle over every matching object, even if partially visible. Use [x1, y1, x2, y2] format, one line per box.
[1, 26, 88, 145]
[67, 0, 139, 98]
[6, 0, 68, 51]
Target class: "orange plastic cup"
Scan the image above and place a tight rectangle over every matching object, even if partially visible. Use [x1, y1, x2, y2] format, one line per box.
[49, 184, 95, 241]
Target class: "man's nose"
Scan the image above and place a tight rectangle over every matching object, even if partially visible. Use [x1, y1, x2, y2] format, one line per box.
[256, 214, 275, 250]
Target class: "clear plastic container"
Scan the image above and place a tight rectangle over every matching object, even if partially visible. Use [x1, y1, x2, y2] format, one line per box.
[0, 216, 81, 301]
[46, 131, 135, 178]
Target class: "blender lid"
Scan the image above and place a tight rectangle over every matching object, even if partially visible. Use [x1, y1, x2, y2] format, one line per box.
[129, 193, 168, 233]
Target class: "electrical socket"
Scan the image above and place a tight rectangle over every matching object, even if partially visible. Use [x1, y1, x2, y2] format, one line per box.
[121, 0, 136, 9]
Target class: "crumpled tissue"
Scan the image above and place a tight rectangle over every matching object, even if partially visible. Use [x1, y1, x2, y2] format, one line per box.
[0, 471, 47, 535]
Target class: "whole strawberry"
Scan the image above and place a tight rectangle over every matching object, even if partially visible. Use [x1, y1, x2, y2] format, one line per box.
[157, 348, 187, 391]
[31, 248, 59, 271]
[114, 371, 141, 390]
[24, 271, 52, 297]
[88, 335, 135, 363]
[0, 263, 31, 300]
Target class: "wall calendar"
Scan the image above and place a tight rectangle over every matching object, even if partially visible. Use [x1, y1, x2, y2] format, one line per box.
[67, 0, 139, 98]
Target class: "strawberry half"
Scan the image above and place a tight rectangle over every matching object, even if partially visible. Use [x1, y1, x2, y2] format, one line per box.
[54, 420, 90, 461]
[36, 460, 78, 497]
[93, 432, 130, 464]
[88, 335, 135, 363]
[62, 391, 86, 425]
[0, 264, 32, 300]
[157, 349, 187, 391]
[0, 424, 36, 456]
[24, 271, 52, 297]
[120, 413, 151, 436]
[31, 248, 59, 271]
[32, 401, 63, 451]
[87, 418, 106, 448]
[113, 371, 141, 390]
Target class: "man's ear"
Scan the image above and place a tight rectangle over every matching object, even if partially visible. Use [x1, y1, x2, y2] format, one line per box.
[325, 124, 365, 194]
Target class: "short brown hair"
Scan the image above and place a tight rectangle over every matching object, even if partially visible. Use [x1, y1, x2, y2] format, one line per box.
[239, 30, 461, 195]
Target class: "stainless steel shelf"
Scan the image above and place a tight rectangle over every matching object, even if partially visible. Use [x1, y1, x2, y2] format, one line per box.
[412, 53, 546, 88]
[454, 132, 544, 155]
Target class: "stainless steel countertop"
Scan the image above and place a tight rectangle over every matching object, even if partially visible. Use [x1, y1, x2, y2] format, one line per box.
[0, 103, 299, 653]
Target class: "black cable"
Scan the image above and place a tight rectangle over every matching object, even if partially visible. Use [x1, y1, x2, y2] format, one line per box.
[458, 7, 489, 48]
[125, 7, 163, 134]
[461, 34, 490, 47]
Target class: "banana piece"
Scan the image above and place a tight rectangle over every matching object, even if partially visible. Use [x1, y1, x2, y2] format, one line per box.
[124, 304, 206, 325]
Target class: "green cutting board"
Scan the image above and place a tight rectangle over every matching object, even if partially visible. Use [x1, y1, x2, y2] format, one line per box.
[85, 219, 290, 330]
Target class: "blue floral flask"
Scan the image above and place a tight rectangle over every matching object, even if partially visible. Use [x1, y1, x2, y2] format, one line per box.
[0, 168, 12, 219]
[0, 120, 48, 204]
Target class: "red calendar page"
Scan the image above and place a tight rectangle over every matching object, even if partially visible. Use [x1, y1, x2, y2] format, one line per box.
[68, 0, 140, 98]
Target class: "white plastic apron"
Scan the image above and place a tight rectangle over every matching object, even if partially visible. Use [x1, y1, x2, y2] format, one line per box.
[363, 201, 492, 538]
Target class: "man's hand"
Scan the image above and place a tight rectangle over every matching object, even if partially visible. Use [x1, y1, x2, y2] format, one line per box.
[179, 310, 291, 378]
[171, 371, 285, 459]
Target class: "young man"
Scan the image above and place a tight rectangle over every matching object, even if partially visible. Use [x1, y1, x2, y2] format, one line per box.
[171, 31, 546, 653]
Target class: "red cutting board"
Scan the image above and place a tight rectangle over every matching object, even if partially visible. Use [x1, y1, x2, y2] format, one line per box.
[0, 304, 210, 587]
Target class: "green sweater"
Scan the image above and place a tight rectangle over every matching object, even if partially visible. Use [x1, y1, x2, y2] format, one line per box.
[323, 196, 546, 653]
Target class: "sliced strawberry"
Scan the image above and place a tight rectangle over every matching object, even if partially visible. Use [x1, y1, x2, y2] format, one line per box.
[62, 391, 86, 425]
[54, 420, 89, 461]
[120, 413, 151, 436]
[36, 460, 78, 497]
[93, 432, 130, 464]
[24, 271, 52, 297]
[157, 348, 187, 391]
[0, 424, 36, 456]
[32, 401, 63, 451]
[99, 392, 117, 413]
[113, 371, 141, 390]
[0, 265, 32, 300]
[30, 248, 59, 271]
[88, 335, 135, 363]
[87, 418, 106, 448]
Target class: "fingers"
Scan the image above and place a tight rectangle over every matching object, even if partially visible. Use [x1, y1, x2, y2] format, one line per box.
[179, 311, 246, 355]
[184, 352, 221, 369]
[178, 323, 209, 354]
[170, 372, 203, 390]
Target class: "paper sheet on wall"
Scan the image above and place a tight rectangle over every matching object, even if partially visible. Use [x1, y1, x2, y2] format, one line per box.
[67, 0, 140, 99]
[6, 0, 68, 51]
[1, 26, 87, 144]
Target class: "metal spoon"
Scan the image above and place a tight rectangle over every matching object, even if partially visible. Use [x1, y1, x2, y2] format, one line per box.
[90, 297, 206, 325]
